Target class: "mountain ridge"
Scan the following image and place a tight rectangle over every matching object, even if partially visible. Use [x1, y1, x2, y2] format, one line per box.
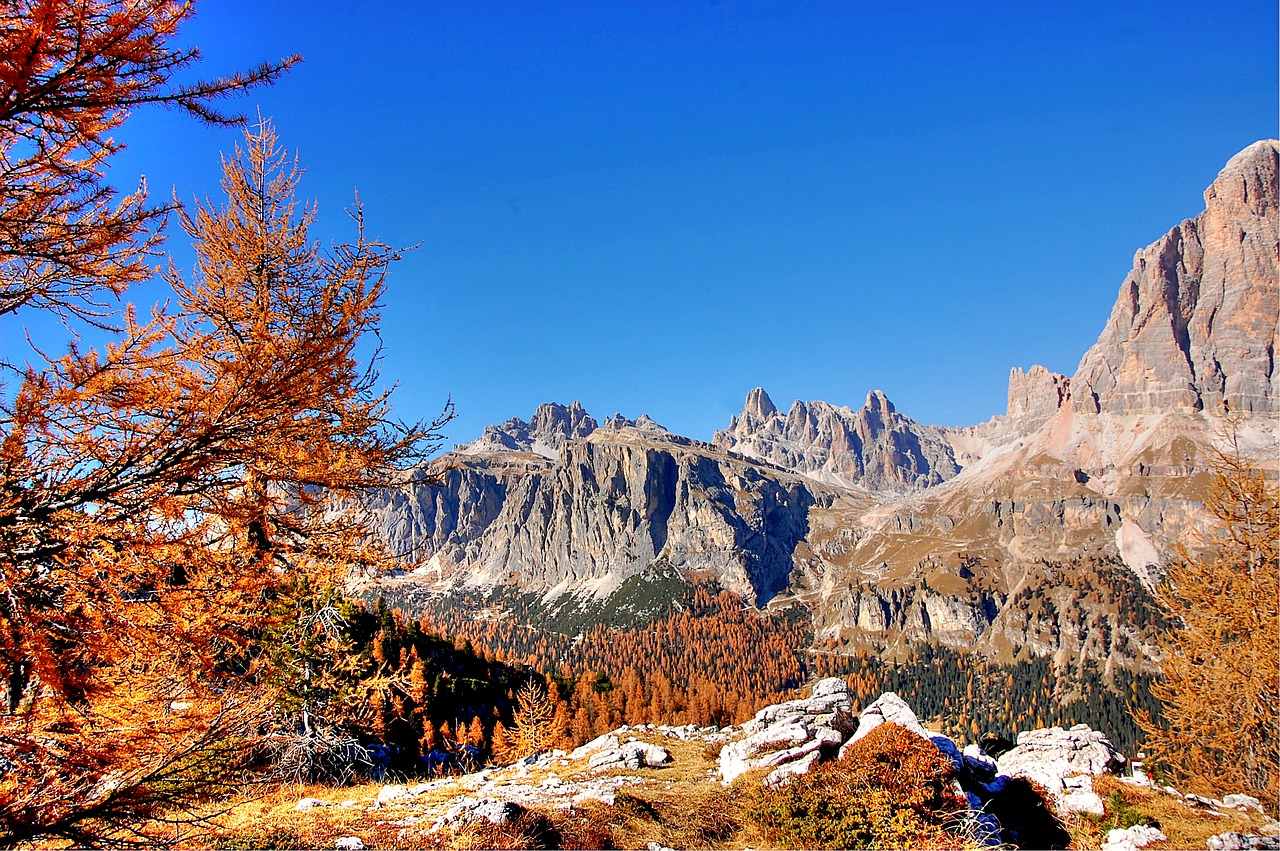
[366, 139, 1279, 675]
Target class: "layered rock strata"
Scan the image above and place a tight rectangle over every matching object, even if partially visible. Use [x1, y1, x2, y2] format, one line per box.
[371, 424, 846, 607]
[1072, 140, 1279, 416]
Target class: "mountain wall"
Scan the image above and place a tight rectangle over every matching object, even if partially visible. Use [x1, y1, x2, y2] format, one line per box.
[1072, 140, 1278, 416]
[370, 426, 848, 607]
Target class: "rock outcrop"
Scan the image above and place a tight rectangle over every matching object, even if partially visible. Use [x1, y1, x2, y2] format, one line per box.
[1007, 365, 1072, 427]
[994, 724, 1126, 815]
[713, 388, 961, 492]
[1072, 140, 1279, 416]
[838, 691, 961, 768]
[718, 678, 856, 786]
[587, 741, 670, 773]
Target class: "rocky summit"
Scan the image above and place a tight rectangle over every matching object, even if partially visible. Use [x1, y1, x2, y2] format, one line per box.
[712, 388, 961, 492]
[1072, 140, 1279, 416]
[365, 141, 1279, 676]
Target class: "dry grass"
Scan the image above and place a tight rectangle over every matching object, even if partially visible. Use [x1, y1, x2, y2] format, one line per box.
[178, 730, 733, 849]
[151, 731, 1280, 851]
[1062, 775, 1272, 851]
[185, 777, 470, 849]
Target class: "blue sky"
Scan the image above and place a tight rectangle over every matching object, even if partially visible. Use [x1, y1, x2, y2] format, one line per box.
[8, 1, 1278, 447]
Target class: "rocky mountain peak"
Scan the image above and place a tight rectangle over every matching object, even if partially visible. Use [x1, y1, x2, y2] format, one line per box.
[865, 389, 895, 415]
[1071, 139, 1279, 416]
[743, 387, 778, 420]
[601, 412, 668, 434]
[713, 388, 959, 491]
[454, 401, 599, 459]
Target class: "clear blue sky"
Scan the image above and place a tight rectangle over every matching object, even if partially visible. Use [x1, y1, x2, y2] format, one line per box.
[11, 1, 1280, 447]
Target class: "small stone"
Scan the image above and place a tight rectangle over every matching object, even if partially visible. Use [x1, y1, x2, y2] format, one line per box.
[1224, 794, 1264, 813]
[294, 797, 328, 811]
[1102, 824, 1166, 851]
[376, 784, 411, 805]
[334, 838, 365, 851]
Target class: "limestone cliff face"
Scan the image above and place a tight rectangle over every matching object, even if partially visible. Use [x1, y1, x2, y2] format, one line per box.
[1008, 366, 1072, 427]
[944, 365, 1073, 467]
[370, 426, 841, 607]
[712, 388, 961, 492]
[1072, 140, 1279, 416]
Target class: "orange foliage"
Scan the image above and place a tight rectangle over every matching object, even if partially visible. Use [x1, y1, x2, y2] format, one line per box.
[0, 0, 296, 327]
[0, 23, 446, 838]
[419, 581, 809, 744]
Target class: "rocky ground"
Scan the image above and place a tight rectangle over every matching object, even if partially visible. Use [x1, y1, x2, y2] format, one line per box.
[201, 680, 1278, 850]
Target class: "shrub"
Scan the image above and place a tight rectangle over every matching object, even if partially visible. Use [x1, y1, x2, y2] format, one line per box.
[743, 722, 969, 850]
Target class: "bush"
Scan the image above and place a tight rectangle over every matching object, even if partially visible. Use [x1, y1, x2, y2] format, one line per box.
[1104, 789, 1161, 831]
[743, 722, 970, 850]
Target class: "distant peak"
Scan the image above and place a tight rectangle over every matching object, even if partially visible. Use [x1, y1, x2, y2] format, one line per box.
[602, 412, 668, 433]
[864, 389, 895, 414]
[456, 400, 598, 459]
[743, 387, 777, 419]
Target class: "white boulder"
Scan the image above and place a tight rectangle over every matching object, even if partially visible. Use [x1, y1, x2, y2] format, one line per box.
[376, 784, 413, 805]
[589, 741, 670, 772]
[569, 733, 620, 760]
[1224, 794, 1264, 813]
[431, 797, 524, 832]
[719, 677, 855, 785]
[997, 724, 1125, 779]
[1206, 832, 1280, 850]
[994, 724, 1124, 816]
[1102, 824, 1166, 851]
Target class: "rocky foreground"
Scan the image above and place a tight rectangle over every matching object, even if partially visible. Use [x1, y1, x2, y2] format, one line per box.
[214, 680, 1279, 850]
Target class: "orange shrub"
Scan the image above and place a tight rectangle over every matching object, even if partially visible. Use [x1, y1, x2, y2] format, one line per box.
[744, 722, 971, 850]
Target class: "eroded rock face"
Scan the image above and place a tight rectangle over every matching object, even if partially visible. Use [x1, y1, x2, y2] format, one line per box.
[370, 425, 833, 607]
[718, 677, 856, 786]
[1072, 140, 1279, 416]
[1007, 365, 1071, 428]
[713, 388, 961, 492]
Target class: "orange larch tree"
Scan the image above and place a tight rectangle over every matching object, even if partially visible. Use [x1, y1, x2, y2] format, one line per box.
[0, 4, 449, 843]
[1, 115, 448, 847]
[0, 0, 297, 328]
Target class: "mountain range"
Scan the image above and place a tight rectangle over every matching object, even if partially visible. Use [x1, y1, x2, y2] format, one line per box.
[365, 140, 1278, 677]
